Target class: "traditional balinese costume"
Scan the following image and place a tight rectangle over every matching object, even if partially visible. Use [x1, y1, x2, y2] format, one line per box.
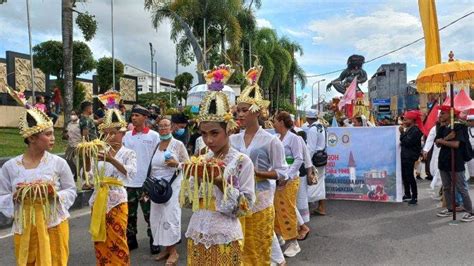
[87, 91, 137, 265]
[230, 66, 288, 265]
[182, 65, 255, 265]
[274, 131, 303, 240]
[0, 87, 77, 265]
[149, 137, 189, 247]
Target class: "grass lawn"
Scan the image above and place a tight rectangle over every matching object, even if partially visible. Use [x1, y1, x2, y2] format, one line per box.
[0, 128, 67, 158]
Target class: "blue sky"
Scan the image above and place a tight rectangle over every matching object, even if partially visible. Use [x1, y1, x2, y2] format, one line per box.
[0, 0, 472, 106]
[255, 0, 474, 108]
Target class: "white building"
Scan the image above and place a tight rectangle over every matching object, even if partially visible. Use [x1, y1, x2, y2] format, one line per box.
[124, 64, 175, 94]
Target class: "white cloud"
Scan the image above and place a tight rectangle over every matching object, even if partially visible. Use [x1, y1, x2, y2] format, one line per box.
[0, 0, 197, 81]
[256, 18, 273, 29]
[283, 28, 309, 38]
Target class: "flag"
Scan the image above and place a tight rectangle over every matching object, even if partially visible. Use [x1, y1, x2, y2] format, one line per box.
[331, 116, 338, 127]
[418, 0, 441, 67]
[338, 77, 357, 110]
[423, 103, 439, 136]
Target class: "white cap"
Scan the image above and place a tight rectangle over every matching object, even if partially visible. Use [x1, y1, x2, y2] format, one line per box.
[305, 109, 319, 119]
[467, 114, 474, 121]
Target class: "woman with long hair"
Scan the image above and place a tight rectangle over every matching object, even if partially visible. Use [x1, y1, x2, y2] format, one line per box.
[1, 99, 77, 265]
[230, 66, 288, 265]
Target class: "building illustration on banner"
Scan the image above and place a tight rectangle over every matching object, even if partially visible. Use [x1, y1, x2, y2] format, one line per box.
[324, 127, 401, 202]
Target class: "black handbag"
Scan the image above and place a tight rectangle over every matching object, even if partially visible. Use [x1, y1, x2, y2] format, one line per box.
[143, 144, 178, 204]
[310, 123, 328, 167]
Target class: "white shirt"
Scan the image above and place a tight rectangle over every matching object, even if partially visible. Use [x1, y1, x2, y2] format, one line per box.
[66, 121, 81, 147]
[122, 128, 160, 187]
[185, 148, 255, 248]
[0, 152, 77, 234]
[306, 121, 327, 157]
[423, 126, 437, 153]
[279, 131, 304, 179]
[230, 127, 288, 213]
[89, 146, 137, 212]
[150, 138, 189, 182]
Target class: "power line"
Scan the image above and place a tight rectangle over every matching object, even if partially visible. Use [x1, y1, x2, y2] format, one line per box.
[305, 11, 474, 78]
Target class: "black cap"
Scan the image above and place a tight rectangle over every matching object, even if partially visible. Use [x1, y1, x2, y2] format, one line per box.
[131, 105, 150, 116]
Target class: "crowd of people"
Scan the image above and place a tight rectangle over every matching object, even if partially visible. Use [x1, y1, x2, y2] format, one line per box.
[1, 64, 473, 266]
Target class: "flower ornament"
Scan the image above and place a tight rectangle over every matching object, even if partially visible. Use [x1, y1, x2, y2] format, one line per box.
[203, 64, 234, 91]
[237, 65, 270, 113]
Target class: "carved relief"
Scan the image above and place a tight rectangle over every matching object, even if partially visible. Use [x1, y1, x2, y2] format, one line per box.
[79, 81, 93, 102]
[14, 58, 46, 92]
[120, 77, 136, 102]
[0, 62, 6, 89]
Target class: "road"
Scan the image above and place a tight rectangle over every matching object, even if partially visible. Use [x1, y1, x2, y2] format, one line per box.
[1, 181, 474, 265]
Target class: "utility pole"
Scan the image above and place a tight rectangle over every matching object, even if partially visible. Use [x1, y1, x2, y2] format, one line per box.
[153, 61, 158, 93]
[26, 0, 35, 102]
[149, 43, 155, 92]
[111, 0, 115, 89]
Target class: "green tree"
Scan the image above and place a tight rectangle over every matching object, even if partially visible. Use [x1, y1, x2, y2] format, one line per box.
[96, 57, 124, 92]
[32, 40, 64, 79]
[33, 40, 96, 81]
[174, 72, 194, 105]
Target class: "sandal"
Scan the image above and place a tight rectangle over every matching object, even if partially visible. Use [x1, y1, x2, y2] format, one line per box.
[165, 253, 179, 266]
[297, 229, 310, 241]
[154, 251, 169, 261]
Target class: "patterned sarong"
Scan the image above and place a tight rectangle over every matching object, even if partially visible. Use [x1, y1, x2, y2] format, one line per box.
[187, 239, 242, 266]
[94, 203, 130, 266]
[240, 206, 274, 266]
[274, 178, 300, 240]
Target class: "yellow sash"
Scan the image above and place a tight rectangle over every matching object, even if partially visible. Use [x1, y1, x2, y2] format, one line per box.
[18, 202, 51, 266]
[90, 177, 123, 242]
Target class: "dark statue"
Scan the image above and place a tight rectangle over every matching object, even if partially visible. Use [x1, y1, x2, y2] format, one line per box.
[326, 54, 368, 94]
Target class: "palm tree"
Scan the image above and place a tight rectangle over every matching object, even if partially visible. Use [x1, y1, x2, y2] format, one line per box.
[145, 0, 246, 82]
[62, 0, 73, 129]
[279, 37, 306, 106]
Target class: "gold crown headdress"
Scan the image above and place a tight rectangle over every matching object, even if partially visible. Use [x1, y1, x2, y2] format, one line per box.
[2, 86, 53, 138]
[237, 65, 270, 112]
[197, 65, 238, 132]
[97, 90, 127, 132]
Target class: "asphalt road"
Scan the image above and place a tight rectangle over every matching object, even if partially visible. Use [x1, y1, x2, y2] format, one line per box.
[1, 181, 474, 265]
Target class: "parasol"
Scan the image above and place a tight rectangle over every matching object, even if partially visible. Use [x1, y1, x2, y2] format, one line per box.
[416, 51, 474, 221]
[186, 84, 236, 106]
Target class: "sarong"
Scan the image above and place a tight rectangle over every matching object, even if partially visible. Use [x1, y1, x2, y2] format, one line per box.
[274, 178, 300, 240]
[240, 206, 274, 266]
[14, 216, 69, 266]
[94, 203, 130, 266]
[187, 239, 242, 266]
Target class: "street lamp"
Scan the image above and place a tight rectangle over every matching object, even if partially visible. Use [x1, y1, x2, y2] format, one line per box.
[311, 79, 325, 110]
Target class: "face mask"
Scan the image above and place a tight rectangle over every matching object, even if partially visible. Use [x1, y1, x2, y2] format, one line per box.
[70, 115, 78, 121]
[160, 133, 172, 140]
[174, 128, 185, 136]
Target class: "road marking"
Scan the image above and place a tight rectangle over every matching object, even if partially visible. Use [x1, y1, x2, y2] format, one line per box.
[0, 208, 91, 239]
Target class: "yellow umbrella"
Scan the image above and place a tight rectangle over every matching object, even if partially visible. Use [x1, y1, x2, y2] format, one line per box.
[416, 51, 474, 221]
[416, 51, 474, 94]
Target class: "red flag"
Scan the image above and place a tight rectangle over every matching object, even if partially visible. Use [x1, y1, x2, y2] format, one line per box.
[338, 77, 358, 110]
[423, 103, 439, 136]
